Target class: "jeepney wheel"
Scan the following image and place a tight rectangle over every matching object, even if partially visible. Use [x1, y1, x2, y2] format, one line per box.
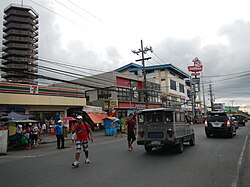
[176, 139, 184, 153]
[189, 135, 195, 146]
[144, 145, 153, 152]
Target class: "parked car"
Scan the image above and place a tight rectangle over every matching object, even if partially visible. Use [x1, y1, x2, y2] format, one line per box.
[231, 117, 239, 129]
[205, 111, 236, 138]
[232, 114, 246, 126]
[137, 108, 195, 153]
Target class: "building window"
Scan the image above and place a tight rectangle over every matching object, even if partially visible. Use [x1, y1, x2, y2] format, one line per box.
[97, 89, 111, 100]
[179, 83, 185, 93]
[170, 79, 176, 90]
[146, 90, 160, 103]
[117, 88, 130, 101]
[169, 96, 178, 106]
[161, 79, 166, 94]
[160, 70, 165, 77]
[180, 98, 185, 105]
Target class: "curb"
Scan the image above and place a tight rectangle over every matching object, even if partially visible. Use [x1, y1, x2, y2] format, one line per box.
[40, 138, 71, 144]
[233, 134, 249, 187]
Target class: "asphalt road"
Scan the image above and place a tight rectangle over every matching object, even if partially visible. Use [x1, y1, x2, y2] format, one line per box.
[1, 123, 250, 187]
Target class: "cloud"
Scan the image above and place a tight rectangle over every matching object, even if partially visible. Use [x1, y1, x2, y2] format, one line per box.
[154, 20, 250, 106]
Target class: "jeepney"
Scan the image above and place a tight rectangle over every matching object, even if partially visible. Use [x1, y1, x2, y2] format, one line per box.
[137, 108, 195, 153]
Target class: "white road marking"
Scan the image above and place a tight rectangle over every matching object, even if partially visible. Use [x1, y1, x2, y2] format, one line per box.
[231, 134, 249, 187]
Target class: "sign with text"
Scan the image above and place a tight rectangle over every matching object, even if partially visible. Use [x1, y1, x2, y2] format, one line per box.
[191, 72, 201, 76]
[188, 57, 203, 73]
[188, 65, 203, 72]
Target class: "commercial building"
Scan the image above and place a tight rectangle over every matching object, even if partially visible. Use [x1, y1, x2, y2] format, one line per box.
[1, 4, 39, 84]
[70, 71, 162, 118]
[115, 63, 191, 110]
[0, 82, 86, 122]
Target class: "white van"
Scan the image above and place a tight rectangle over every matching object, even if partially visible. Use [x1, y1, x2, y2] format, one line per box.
[137, 108, 195, 153]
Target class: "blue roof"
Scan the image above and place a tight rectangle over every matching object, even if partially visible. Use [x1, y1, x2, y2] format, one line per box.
[114, 63, 142, 72]
[129, 64, 190, 78]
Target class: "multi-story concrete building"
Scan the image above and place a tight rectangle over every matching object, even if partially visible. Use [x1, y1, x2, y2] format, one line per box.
[1, 4, 39, 84]
[115, 63, 190, 109]
[78, 71, 162, 118]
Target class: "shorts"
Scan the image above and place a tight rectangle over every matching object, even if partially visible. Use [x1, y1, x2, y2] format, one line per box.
[127, 132, 136, 142]
[75, 140, 89, 153]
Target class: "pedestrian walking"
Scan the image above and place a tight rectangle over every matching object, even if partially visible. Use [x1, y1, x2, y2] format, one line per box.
[31, 124, 39, 147]
[42, 123, 47, 135]
[24, 123, 32, 150]
[115, 120, 122, 138]
[54, 120, 64, 149]
[71, 115, 93, 167]
[126, 113, 136, 151]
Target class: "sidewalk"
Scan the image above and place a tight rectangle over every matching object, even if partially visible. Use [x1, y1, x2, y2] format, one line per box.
[40, 130, 122, 144]
[40, 130, 116, 144]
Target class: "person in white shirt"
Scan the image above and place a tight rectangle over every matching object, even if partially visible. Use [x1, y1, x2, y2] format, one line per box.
[42, 123, 47, 135]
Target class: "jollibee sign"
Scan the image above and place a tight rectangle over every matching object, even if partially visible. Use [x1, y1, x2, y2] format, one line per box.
[188, 57, 203, 73]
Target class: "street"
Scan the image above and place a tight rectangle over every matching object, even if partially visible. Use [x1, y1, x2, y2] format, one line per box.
[1, 123, 250, 187]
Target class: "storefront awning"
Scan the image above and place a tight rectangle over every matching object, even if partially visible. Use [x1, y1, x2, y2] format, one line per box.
[87, 113, 108, 124]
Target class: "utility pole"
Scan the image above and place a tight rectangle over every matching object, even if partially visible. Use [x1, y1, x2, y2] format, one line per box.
[132, 40, 153, 108]
[201, 73, 207, 115]
[190, 78, 196, 123]
[229, 100, 235, 107]
[208, 84, 214, 111]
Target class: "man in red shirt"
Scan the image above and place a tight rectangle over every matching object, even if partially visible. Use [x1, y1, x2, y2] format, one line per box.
[71, 115, 93, 167]
[126, 113, 136, 151]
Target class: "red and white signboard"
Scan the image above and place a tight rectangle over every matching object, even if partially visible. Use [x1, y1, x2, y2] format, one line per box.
[191, 72, 201, 76]
[188, 66, 203, 72]
[188, 57, 203, 75]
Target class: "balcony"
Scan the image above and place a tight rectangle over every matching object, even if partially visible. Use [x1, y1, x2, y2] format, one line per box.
[3, 23, 38, 32]
[4, 16, 38, 26]
[3, 36, 38, 45]
[2, 43, 38, 51]
[3, 29, 38, 38]
[3, 57, 38, 64]
[2, 50, 38, 58]
[4, 77, 38, 84]
[2, 71, 38, 78]
[4, 9, 38, 20]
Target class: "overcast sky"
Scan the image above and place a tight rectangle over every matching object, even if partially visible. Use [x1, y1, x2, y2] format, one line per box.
[0, 0, 250, 111]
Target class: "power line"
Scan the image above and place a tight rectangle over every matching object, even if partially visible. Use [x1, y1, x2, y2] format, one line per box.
[38, 65, 115, 87]
[38, 57, 141, 83]
[66, 0, 105, 24]
[38, 57, 108, 73]
[213, 73, 250, 83]
[152, 51, 169, 64]
[54, 0, 99, 29]
[28, 0, 90, 31]
[203, 70, 250, 78]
